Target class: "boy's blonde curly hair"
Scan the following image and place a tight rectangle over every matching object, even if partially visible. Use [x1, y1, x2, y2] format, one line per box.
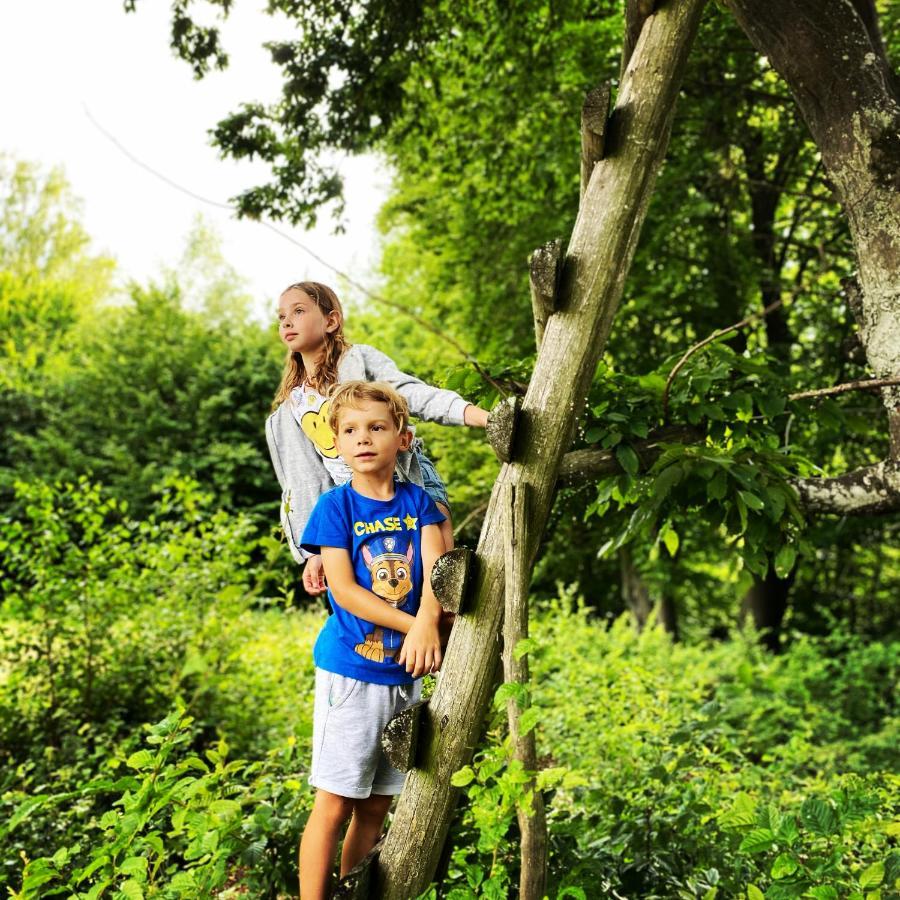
[327, 381, 410, 434]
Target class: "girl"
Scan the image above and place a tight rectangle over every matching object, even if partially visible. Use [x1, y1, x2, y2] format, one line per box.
[266, 281, 489, 595]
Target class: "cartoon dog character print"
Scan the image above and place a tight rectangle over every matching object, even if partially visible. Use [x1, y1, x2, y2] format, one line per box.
[354, 535, 414, 663]
[299, 399, 339, 459]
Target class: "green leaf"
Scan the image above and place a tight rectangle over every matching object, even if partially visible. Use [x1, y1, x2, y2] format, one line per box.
[776, 816, 800, 847]
[209, 799, 242, 818]
[651, 464, 684, 503]
[450, 766, 475, 787]
[494, 681, 527, 709]
[807, 888, 838, 900]
[739, 827, 775, 854]
[801, 797, 838, 836]
[758, 393, 786, 419]
[765, 487, 786, 522]
[735, 493, 748, 533]
[707, 470, 728, 501]
[747, 886, 765, 900]
[771, 853, 798, 879]
[512, 637, 538, 661]
[661, 525, 680, 557]
[3, 794, 50, 837]
[739, 490, 765, 511]
[774, 544, 797, 578]
[860, 862, 884, 889]
[616, 444, 640, 476]
[169, 872, 196, 892]
[517, 706, 542, 737]
[126, 750, 154, 771]
[118, 857, 148, 878]
[719, 792, 756, 828]
[119, 879, 144, 900]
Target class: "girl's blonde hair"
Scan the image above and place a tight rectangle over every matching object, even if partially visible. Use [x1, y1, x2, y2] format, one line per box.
[272, 281, 350, 408]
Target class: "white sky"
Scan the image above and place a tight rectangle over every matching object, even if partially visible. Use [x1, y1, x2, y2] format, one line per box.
[0, 1, 387, 321]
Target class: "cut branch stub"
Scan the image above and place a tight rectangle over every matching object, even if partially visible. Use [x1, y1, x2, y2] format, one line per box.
[581, 82, 612, 200]
[382, 698, 429, 772]
[622, 0, 657, 76]
[334, 838, 383, 898]
[431, 547, 475, 614]
[487, 395, 522, 463]
[530, 240, 563, 349]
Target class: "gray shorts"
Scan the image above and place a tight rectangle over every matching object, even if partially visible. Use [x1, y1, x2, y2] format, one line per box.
[309, 668, 423, 799]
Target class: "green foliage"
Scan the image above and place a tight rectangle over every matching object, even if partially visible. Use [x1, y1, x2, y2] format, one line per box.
[0, 476, 260, 760]
[4, 281, 280, 518]
[581, 347, 813, 581]
[437, 589, 899, 898]
[0, 476, 315, 895]
[3, 554, 897, 897]
[7, 710, 309, 899]
[0, 155, 114, 294]
[719, 783, 900, 899]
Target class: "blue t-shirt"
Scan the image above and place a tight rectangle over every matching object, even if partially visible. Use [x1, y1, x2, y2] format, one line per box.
[300, 480, 446, 684]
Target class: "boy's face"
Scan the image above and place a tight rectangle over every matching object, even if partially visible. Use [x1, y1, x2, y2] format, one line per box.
[334, 400, 412, 477]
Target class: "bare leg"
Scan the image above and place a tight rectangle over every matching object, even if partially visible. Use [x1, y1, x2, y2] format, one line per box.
[340, 792, 394, 876]
[299, 789, 354, 899]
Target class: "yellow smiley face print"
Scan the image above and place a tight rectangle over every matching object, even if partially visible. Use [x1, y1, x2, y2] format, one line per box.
[300, 401, 339, 458]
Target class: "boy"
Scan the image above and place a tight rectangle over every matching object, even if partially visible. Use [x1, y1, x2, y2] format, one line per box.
[297, 380, 447, 899]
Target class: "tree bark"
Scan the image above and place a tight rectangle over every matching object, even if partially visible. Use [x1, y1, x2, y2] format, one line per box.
[791, 459, 900, 515]
[740, 568, 796, 652]
[620, 545, 653, 629]
[725, 0, 900, 436]
[501, 483, 547, 900]
[375, 2, 706, 894]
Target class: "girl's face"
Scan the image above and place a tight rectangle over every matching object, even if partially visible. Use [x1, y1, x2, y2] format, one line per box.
[277, 288, 339, 355]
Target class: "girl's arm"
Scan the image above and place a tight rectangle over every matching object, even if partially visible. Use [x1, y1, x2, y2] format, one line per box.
[464, 405, 489, 428]
[360, 345, 488, 428]
[320, 546, 417, 634]
[266, 404, 333, 567]
[397, 523, 444, 676]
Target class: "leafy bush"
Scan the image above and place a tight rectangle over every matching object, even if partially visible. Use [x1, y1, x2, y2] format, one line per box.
[6, 710, 311, 899]
[438, 589, 899, 898]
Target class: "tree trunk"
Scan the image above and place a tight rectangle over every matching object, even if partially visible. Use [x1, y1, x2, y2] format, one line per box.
[501, 483, 547, 900]
[725, 0, 900, 446]
[740, 568, 796, 652]
[375, 1, 706, 895]
[620, 546, 653, 629]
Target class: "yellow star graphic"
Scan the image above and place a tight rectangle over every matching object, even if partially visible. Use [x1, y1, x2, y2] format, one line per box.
[403, 513, 418, 530]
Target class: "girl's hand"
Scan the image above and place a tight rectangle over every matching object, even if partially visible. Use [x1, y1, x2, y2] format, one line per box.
[302, 555, 327, 595]
[463, 404, 489, 428]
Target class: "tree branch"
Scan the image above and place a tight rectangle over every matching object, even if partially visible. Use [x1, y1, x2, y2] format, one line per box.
[790, 460, 900, 515]
[789, 376, 900, 402]
[662, 298, 785, 422]
[557, 425, 704, 486]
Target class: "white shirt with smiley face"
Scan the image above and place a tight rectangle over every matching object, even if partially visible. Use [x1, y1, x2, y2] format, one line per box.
[289, 383, 354, 485]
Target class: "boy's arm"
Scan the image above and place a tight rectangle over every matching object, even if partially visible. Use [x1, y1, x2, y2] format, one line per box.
[320, 546, 417, 633]
[397, 523, 444, 677]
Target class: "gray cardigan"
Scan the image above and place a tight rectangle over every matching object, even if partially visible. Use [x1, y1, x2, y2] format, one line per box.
[265, 344, 469, 564]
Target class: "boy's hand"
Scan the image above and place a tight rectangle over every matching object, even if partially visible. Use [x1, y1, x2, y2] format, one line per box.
[303, 555, 327, 595]
[397, 615, 442, 677]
